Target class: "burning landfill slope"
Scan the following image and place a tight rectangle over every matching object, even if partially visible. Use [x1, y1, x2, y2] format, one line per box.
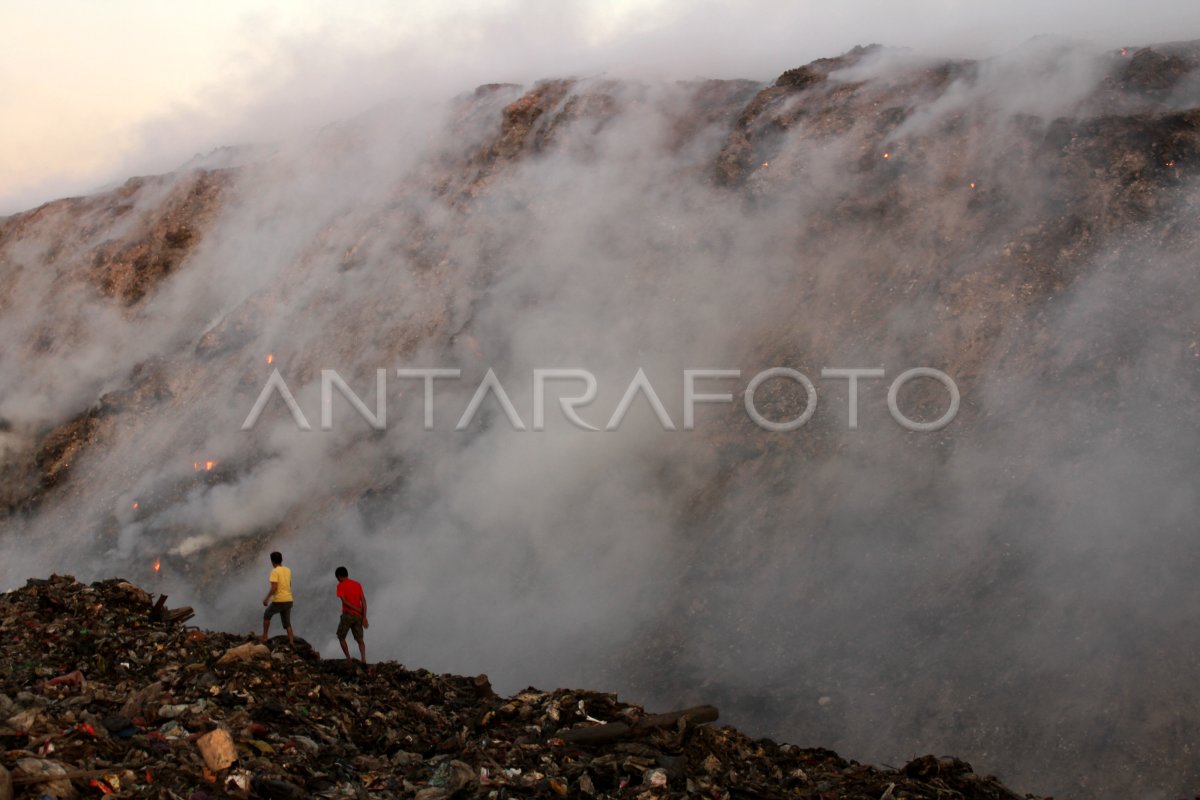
[0, 574, 1046, 800]
[0, 38, 1199, 798]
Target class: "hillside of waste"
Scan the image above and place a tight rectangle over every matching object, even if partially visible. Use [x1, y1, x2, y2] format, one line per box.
[0, 575, 1044, 799]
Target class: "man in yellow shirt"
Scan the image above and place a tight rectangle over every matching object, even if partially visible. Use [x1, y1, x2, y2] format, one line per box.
[261, 551, 295, 646]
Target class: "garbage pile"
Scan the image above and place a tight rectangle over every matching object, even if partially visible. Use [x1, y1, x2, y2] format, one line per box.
[0, 576, 1046, 799]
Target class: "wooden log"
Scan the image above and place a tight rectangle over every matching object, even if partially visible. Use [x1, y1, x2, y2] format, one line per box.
[636, 705, 719, 730]
[164, 607, 195, 624]
[557, 721, 633, 744]
[557, 705, 719, 745]
[149, 593, 195, 625]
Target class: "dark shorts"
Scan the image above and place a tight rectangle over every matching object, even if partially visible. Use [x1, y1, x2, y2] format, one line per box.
[264, 601, 293, 627]
[337, 612, 364, 641]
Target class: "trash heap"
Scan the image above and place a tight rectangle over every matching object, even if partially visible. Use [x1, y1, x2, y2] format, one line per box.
[0, 576, 1046, 799]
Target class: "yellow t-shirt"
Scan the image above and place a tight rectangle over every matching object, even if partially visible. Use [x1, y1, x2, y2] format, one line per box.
[269, 565, 293, 602]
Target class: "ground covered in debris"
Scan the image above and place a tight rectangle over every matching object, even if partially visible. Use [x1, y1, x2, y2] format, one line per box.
[0, 576, 1043, 800]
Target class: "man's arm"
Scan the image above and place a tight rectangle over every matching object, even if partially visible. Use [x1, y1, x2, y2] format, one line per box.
[263, 581, 278, 606]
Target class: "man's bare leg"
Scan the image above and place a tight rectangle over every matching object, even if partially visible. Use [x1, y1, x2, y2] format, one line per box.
[261, 619, 270, 642]
[286, 626, 295, 648]
[339, 637, 352, 662]
[357, 638, 367, 664]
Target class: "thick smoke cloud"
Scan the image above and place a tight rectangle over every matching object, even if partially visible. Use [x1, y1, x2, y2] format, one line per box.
[2, 8, 1200, 799]
[5, 0, 1200, 214]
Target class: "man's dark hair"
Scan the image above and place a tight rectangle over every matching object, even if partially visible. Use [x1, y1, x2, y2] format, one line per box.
[335, 566, 349, 579]
[270, 551, 283, 566]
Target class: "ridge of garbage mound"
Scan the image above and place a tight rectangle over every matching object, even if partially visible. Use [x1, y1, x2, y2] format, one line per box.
[0, 575, 1046, 799]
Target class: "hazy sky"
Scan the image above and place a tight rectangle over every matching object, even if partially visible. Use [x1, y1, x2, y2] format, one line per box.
[3, 4, 1200, 796]
[3, 0, 1199, 214]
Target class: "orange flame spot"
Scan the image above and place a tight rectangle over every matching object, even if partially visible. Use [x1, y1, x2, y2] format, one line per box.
[205, 461, 215, 471]
[882, 152, 891, 159]
[153, 559, 161, 573]
[266, 354, 274, 365]
[132, 501, 139, 510]
[761, 161, 769, 168]
[969, 182, 977, 189]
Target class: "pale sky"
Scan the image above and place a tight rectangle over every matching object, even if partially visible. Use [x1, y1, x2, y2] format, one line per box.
[3, 0, 1199, 214]
[0, 1, 436, 212]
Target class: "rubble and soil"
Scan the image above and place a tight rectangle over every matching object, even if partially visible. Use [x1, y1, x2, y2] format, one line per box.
[1, 575, 1045, 799]
[4, 39, 1200, 799]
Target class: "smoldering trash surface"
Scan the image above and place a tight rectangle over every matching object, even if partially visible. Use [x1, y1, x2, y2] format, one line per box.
[0, 575, 1044, 800]
[2, 38, 1200, 799]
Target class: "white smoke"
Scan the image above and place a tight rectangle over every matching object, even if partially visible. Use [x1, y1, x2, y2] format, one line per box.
[2, 8, 1200, 798]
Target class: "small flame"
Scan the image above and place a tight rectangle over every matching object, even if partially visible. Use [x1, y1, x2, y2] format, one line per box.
[882, 151, 891, 159]
[1166, 160, 1177, 168]
[266, 354, 274, 365]
[193, 460, 217, 472]
[761, 161, 769, 168]
[153, 559, 161, 573]
[132, 501, 139, 510]
[969, 181, 977, 189]
[1120, 47, 1129, 56]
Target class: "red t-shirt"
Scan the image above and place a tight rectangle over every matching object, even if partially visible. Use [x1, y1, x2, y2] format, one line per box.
[336, 579, 365, 617]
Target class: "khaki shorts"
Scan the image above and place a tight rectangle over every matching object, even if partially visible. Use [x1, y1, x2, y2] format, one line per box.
[337, 612, 364, 642]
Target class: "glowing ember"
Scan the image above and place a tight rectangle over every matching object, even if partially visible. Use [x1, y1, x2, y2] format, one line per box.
[266, 354, 274, 365]
[969, 182, 977, 189]
[1166, 160, 1177, 167]
[192, 460, 217, 472]
[761, 161, 769, 168]
[882, 152, 891, 159]
[132, 501, 139, 510]
[153, 559, 161, 573]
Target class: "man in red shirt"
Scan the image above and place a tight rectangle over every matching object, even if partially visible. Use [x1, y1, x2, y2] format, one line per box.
[334, 566, 368, 664]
